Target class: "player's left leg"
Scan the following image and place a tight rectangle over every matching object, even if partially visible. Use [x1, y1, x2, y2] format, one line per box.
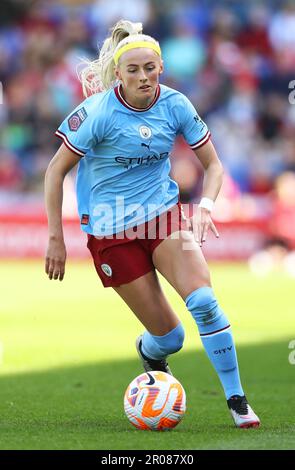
[152, 230, 260, 428]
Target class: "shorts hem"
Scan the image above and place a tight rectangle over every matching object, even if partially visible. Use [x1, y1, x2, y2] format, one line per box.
[100, 265, 155, 288]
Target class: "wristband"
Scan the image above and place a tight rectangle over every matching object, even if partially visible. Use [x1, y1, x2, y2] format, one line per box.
[199, 197, 214, 212]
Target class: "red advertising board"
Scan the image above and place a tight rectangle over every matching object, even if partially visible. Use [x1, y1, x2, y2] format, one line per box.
[0, 213, 269, 260]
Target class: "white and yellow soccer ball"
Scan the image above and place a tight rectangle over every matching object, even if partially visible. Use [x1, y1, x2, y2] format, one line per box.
[124, 371, 186, 431]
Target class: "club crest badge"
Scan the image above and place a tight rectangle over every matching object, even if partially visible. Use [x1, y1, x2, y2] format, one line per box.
[139, 126, 152, 139]
[101, 264, 112, 277]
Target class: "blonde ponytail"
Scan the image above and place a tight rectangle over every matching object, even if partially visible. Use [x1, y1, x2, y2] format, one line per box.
[79, 20, 143, 97]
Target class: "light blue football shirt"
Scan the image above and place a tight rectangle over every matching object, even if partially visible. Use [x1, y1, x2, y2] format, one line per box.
[56, 84, 210, 236]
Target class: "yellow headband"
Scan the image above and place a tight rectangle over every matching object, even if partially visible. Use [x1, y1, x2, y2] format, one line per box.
[114, 41, 161, 65]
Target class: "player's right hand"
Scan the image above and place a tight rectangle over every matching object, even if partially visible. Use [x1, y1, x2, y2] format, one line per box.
[45, 238, 67, 281]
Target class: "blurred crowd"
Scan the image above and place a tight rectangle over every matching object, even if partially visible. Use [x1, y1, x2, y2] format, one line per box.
[0, 0, 295, 246]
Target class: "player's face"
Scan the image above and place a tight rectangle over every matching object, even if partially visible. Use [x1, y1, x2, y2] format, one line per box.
[115, 48, 163, 106]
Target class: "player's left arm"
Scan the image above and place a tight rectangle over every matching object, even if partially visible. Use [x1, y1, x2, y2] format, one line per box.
[190, 139, 224, 247]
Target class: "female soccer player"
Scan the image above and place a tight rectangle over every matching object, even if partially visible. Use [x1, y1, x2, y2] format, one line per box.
[45, 20, 260, 428]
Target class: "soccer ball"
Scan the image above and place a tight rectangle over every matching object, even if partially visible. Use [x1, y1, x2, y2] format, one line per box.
[124, 371, 186, 430]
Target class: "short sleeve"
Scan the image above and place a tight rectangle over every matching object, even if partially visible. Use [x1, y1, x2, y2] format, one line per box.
[55, 104, 99, 157]
[177, 95, 211, 150]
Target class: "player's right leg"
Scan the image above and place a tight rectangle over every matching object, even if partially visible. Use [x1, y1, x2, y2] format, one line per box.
[113, 270, 184, 375]
[87, 234, 184, 374]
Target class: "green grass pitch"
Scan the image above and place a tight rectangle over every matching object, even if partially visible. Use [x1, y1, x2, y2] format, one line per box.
[0, 260, 294, 450]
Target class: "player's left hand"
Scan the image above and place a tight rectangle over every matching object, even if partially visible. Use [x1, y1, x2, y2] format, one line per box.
[189, 206, 219, 247]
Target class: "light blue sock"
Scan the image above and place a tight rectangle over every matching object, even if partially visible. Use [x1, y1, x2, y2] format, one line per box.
[141, 323, 185, 360]
[186, 286, 244, 400]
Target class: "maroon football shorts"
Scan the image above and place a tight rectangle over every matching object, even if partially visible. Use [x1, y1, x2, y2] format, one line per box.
[87, 202, 189, 287]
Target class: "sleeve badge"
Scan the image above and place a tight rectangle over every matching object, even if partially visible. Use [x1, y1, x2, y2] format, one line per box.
[68, 107, 88, 131]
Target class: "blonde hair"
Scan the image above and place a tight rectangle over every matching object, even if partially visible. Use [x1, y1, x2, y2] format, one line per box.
[79, 20, 160, 97]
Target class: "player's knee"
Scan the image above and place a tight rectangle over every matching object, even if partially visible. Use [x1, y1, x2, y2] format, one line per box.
[185, 286, 220, 326]
[158, 322, 185, 355]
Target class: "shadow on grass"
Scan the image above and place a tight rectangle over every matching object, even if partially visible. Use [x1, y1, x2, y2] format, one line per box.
[0, 338, 294, 450]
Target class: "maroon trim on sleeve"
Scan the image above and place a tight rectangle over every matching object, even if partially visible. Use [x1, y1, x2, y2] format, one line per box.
[190, 130, 211, 150]
[55, 130, 85, 157]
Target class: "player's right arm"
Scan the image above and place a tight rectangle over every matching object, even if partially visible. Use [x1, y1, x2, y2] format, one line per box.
[44, 143, 81, 281]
